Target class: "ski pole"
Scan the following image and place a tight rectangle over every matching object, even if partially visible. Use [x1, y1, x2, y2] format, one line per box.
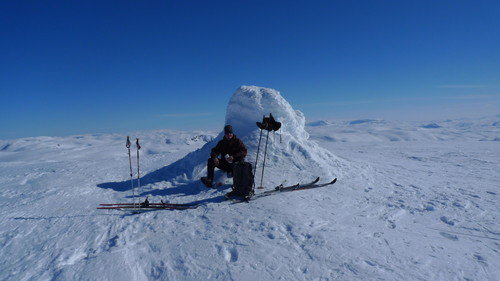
[126, 136, 135, 204]
[136, 138, 142, 197]
[259, 130, 270, 189]
[253, 127, 263, 184]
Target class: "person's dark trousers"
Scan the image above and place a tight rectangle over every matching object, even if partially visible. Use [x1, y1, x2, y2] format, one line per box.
[207, 158, 233, 181]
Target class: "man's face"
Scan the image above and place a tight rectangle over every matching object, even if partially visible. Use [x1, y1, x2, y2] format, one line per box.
[225, 132, 234, 139]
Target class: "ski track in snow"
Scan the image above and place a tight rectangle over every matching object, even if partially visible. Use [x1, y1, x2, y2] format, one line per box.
[1, 105, 499, 279]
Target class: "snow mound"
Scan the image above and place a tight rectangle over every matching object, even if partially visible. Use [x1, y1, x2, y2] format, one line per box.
[421, 123, 442, 129]
[306, 120, 330, 127]
[349, 119, 383, 125]
[158, 86, 343, 187]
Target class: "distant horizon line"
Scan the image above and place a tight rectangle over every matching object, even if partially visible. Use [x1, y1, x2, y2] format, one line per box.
[2, 114, 499, 141]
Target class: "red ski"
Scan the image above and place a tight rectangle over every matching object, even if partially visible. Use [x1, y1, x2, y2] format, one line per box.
[97, 200, 198, 210]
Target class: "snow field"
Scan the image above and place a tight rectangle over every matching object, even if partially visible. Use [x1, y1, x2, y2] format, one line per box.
[0, 86, 498, 280]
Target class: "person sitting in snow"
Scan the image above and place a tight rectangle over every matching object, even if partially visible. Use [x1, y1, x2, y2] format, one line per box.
[201, 125, 247, 187]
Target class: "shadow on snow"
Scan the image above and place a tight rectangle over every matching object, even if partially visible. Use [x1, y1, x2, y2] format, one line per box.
[96, 142, 229, 204]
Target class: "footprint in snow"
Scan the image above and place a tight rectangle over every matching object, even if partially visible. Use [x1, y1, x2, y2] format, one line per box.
[217, 244, 238, 263]
[439, 232, 459, 241]
[386, 220, 396, 229]
[224, 247, 239, 263]
[440, 216, 455, 226]
[473, 254, 487, 265]
[106, 235, 119, 251]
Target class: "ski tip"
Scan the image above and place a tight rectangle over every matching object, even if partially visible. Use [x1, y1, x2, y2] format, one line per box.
[331, 178, 337, 184]
[313, 177, 320, 183]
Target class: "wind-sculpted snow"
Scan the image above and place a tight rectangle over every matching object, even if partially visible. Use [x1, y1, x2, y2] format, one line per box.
[225, 85, 309, 141]
[0, 95, 499, 280]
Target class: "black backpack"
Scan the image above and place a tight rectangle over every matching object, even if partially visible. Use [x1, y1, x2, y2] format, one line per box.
[231, 161, 255, 197]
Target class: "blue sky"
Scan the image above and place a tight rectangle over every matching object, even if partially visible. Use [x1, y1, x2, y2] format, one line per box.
[1, 0, 499, 139]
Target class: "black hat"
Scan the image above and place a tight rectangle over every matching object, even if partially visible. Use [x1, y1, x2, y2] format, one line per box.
[224, 125, 233, 134]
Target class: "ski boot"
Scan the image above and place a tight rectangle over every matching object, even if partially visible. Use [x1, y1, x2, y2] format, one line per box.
[201, 177, 213, 188]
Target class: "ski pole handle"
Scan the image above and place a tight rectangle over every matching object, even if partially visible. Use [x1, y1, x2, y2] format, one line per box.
[126, 136, 131, 148]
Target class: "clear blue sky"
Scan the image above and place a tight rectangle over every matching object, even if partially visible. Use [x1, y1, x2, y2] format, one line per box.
[1, 0, 499, 139]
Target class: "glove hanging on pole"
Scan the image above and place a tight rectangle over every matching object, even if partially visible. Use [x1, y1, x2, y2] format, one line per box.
[256, 113, 281, 132]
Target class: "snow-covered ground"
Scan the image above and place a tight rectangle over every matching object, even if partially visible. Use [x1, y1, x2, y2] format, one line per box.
[1, 86, 499, 281]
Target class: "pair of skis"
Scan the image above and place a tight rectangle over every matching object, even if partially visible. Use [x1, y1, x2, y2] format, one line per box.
[97, 200, 198, 211]
[230, 177, 337, 203]
[97, 177, 337, 211]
